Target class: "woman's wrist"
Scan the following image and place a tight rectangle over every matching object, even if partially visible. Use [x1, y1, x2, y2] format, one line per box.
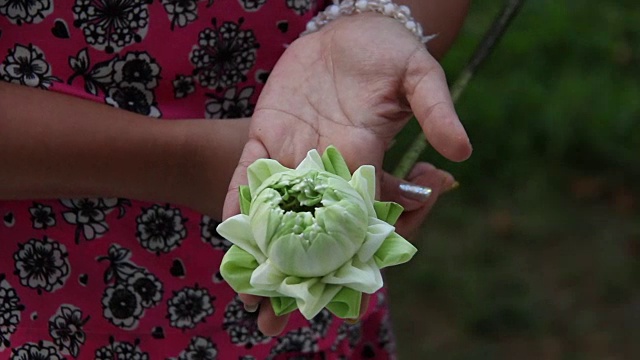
[393, 0, 470, 59]
[173, 118, 250, 219]
[303, 0, 434, 44]
[312, 0, 469, 60]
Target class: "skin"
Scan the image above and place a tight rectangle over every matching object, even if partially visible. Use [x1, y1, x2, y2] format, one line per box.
[0, 82, 248, 220]
[397, 0, 471, 60]
[0, 0, 471, 338]
[227, 3, 472, 336]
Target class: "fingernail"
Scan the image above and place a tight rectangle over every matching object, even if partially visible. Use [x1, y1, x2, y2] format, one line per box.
[399, 183, 432, 202]
[244, 303, 259, 313]
[443, 181, 460, 194]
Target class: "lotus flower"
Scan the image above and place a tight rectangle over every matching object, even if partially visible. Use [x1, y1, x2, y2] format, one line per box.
[218, 146, 417, 319]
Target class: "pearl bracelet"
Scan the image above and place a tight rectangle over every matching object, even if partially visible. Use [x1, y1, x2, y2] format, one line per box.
[301, 0, 435, 44]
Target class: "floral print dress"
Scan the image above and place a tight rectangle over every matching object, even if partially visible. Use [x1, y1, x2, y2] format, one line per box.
[0, 1, 397, 359]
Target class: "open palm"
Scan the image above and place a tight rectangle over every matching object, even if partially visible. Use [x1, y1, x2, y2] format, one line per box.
[223, 13, 471, 336]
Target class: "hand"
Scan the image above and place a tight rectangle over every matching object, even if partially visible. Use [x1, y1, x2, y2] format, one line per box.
[381, 162, 456, 240]
[224, 13, 471, 336]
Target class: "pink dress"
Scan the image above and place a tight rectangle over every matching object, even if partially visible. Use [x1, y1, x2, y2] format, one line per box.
[0, 0, 397, 359]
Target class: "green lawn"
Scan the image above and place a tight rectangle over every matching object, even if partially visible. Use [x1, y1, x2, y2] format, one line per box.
[385, 1, 640, 358]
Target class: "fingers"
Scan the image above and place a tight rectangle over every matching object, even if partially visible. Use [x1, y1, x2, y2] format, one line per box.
[381, 163, 438, 212]
[403, 50, 472, 162]
[404, 162, 455, 195]
[222, 139, 269, 220]
[239, 291, 373, 336]
[238, 294, 290, 336]
[381, 162, 456, 239]
[238, 293, 261, 313]
[397, 166, 454, 240]
[360, 294, 371, 317]
[257, 298, 291, 336]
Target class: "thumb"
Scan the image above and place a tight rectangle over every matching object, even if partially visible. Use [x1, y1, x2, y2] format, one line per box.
[222, 139, 268, 220]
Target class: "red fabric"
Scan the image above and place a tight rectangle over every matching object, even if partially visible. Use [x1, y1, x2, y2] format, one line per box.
[0, 0, 396, 358]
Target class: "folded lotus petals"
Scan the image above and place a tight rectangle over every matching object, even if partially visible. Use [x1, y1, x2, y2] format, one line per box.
[218, 146, 417, 319]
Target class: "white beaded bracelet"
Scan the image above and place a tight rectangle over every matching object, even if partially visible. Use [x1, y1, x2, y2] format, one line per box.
[301, 0, 436, 44]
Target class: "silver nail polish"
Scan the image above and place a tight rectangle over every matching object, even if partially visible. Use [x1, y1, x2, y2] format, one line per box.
[244, 303, 259, 313]
[399, 183, 432, 202]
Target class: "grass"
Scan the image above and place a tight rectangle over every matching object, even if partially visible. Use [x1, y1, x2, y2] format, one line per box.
[384, 1, 640, 358]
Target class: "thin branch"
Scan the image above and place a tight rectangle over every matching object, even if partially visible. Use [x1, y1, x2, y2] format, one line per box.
[392, 0, 527, 179]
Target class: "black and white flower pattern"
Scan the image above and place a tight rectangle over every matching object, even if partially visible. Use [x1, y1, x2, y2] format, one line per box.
[105, 81, 162, 117]
[3, 212, 16, 228]
[10, 341, 63, 360]
[98, 245, 163, 330]
[200, 216, 231, 251]
[104, 52, 160, 116]
[173, 75, 196, 99]
[190, 19, 258, 90]
[95, 338, 149, 360]
[0, 274, 24, 350]
[61, 198, 123, 243]
[48, 304, 89, 358]
[0, 0, 53, 25]
[375, 291, 387, 310]
[360, 343, 378, 358]
[377, 314, 395, 354]
[61, 198, 109, 238]
[332, 321, 362, 351]
[222, 297, 269, 349]
[309, 308, 333, 338]
[205, 86, 255, 119]
[126, 271, 163, 308]
[13, 237, 70, 294]
[268, 327, 319, 359]
[112, 52, 161, 89]
[136, 204, 187, 254]
[102, 283, 144, 329]
[29, 203, 56, 230]
[72, 0, 150, 53]
[0, 44, 59, 88]
[167, 285, 214, 329]
[170, 336, 218, 360]
[67, 49, 164, 116]
[0, 2, 398, 357]
[67, 48, 115, 96]
[162, 0, 213, 30]
[238, 0, 267, 12]
[286, 0, 314, 15]
[98, 245, 142, 284]
[211, 271, 225, 284]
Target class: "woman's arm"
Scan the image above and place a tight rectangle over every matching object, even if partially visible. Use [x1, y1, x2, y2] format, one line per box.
[0, 82, 249, 219]
[397, 0, 471, 59]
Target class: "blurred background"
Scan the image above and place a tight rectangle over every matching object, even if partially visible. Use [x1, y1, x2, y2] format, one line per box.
[384, 1, 640, 359]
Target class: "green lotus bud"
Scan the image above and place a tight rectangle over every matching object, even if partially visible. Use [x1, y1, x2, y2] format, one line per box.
[218, 146, 417, 320]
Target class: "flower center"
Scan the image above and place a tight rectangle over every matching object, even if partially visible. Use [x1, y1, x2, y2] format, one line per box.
[132, 277, 157, 301]
[272, 173, 325, 215]
[109, 288, 137, 319]
[34, 209, 50, 223]
[100, 3, 126, 20]
[178, 295, 202, 316]
[148, 213, 174, 237]
[18, 61, 35, 76]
